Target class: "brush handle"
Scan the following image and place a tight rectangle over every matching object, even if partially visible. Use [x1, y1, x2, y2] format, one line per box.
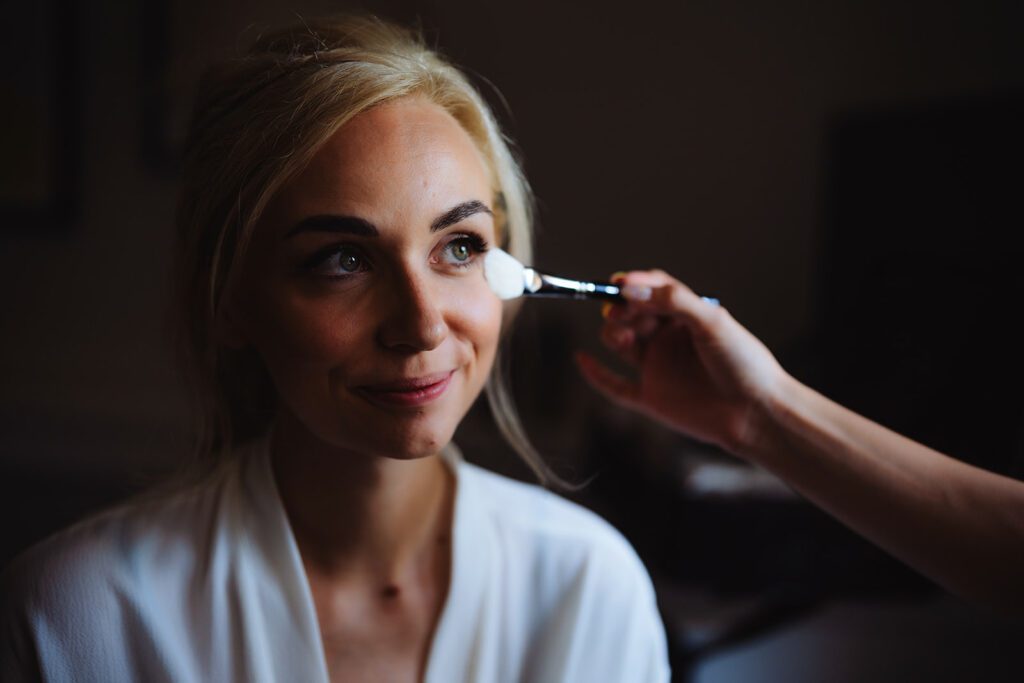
[527, 273, 624, 301]
[524, 271, 720, 306]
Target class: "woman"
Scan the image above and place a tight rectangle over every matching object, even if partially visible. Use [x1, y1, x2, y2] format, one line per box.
[0, 16, 669, 682]
[579, 271, 1024, 613]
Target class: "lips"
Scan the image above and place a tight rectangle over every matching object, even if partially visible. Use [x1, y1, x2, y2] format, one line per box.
[355, 370, 455, 408]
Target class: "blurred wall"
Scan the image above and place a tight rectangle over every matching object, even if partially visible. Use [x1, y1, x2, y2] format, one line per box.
[3, 0, 1022, 477]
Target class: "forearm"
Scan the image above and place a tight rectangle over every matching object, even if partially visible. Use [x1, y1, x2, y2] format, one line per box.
[739, 374, 1024, 611]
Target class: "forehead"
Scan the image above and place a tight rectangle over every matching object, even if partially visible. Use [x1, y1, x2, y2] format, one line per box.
[273, 97, 493, 223]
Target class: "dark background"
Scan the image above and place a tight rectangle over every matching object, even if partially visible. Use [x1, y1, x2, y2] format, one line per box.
[2, 0, 1023, 680]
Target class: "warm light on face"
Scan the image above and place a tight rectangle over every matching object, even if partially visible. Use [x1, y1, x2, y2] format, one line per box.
[231, 97, 503, 459]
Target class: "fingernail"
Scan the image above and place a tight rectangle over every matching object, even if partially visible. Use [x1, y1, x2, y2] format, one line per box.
[622, 285, 652, 301]
[701, 296, 720, 307]
[601, 302, 613, 319]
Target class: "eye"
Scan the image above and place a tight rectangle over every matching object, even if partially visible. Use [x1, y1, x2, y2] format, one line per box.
[303, 244, 369, 277]
[449, 240, 472, 262]
[336, 249, 362, 272]
[440, 234, 488, 268]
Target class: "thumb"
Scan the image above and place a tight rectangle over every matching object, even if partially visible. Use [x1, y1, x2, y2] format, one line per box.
[575, 351, 642, 411]
[617, 276, 719, 331]
[640, 283, 709, 325]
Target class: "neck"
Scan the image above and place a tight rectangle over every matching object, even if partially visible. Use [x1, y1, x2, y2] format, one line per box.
[269, 410, 455, 586]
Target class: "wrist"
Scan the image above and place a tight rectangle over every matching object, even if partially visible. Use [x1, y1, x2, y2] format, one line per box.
[731, 370, 805, 465]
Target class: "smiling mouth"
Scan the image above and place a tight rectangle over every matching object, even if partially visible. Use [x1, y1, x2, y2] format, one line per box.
[355, 371, 455, 408]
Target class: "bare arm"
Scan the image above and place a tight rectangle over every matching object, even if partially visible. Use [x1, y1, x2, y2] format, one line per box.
[577, 270, 1024, 612]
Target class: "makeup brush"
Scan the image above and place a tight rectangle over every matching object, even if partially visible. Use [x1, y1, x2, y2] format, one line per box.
[483, 247, 721, 306]
[483, 248, 624, 301]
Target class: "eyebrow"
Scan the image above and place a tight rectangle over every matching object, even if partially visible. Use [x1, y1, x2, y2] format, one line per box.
[285, 215, 378, 238]
[430, 200, 492, 232]
[285, 199, 492, 239]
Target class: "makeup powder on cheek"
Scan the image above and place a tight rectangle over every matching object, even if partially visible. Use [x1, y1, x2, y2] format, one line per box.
[450, 278, 503, 338]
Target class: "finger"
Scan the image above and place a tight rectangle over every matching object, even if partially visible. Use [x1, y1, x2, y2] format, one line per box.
[605, 271, 657, 321]
[604, 309, 665, 340]
[612, 269, 678, 289]
[625, 277, 720, 330]
[605, 270, 711, 323]
[629, 312, 662, 339]
[599, 321, 642, 367]
[574, 351, 642, 410]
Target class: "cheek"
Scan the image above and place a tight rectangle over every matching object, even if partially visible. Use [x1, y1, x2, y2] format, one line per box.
[247, 289, 371, 370]
[448, 277, 503, 361]
[233, 243, 362, 367]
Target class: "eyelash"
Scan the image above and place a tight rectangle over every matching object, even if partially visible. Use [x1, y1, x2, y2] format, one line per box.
[303, 232, 490, 279]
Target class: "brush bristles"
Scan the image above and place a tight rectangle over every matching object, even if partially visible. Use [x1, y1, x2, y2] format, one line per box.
[483, 248, 526, 300]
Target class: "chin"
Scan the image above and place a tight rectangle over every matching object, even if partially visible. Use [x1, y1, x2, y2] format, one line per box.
[338, 386, 474, 460]
[372, 430, 455, 460]
[344, 413, 459, 461]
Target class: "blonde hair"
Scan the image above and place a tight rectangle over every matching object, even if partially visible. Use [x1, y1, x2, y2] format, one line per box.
[175, 14, 561, 485]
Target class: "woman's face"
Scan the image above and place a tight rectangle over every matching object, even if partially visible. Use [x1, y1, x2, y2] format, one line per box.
[230, 97, 503, 459]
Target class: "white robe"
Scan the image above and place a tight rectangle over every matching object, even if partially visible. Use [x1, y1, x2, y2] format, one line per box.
[1, 438, 670, 682]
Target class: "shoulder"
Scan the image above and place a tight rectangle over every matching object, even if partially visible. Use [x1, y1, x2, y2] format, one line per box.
[457, 460, 654, 598]
[454, 461, 670, 682]
[1, 461, 239, 629]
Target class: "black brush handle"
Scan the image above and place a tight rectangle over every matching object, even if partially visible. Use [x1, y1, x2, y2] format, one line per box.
[527, 273, 624, 301]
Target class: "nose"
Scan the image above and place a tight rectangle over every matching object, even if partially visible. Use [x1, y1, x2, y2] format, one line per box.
[376, 268, 449, 352]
